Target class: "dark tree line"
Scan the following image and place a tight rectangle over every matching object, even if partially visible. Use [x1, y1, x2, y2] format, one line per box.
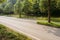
[0, 0, 60, 17]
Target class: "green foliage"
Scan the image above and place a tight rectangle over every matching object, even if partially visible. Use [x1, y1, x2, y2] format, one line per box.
[0, 24, 32, 40]
[14, 0, 22, 17]
[39, 0, 60, 17]
[40, 0, 48, 13]
[32, 0, 41, 16]
[4, 3, 13, 12]
[22, 0, 32, 16]
[0, 0, 60, 17]
[0, 0, 6, 3]
[3, 3, 14, 15]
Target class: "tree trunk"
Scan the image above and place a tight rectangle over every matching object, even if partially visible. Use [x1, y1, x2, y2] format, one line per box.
[19, 13, 21, 18]
[48, 0, 51, 23]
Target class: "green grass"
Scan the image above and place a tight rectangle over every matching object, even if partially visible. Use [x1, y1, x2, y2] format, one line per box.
[9, 14, 60, 21]
[37, 17, 60, 22]
[5, 14, 60, 28]
[37, 17, 60, 28]
[0, 24, 32, 40]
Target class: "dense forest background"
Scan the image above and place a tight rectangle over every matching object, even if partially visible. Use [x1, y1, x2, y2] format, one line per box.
[0, 0, 60, 17]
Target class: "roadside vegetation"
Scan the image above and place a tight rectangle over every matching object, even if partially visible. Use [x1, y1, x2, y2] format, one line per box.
[0, 24, 32, 40]
[7, 14, 60, 28]
[37, 17, 60, 28]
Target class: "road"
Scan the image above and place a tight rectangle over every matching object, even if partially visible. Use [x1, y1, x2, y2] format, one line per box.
[0, 16, 60, 40]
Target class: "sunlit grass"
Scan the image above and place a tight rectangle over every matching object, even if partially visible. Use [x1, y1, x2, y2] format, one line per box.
[37, 17, 60, 28]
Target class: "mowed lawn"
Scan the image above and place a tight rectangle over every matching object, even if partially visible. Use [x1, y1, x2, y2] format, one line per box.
[37, 17, 60, 28]
[0, 24, 32, 40]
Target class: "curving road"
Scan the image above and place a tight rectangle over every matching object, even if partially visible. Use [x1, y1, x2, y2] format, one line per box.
[0, 16, 60, 40]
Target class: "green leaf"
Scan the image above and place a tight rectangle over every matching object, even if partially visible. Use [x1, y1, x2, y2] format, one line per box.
[0, 0, 6, 3]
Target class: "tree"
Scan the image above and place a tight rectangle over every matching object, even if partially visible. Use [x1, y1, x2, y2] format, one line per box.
[40, 0, 48, 17]
[14, 0, 22, 18]
[48, 0, 51, 23]
[0, 0, 6, 3]
[32, 0, 41, 16]
[22, 0, 32, 16]
[4, 3, 14, 15]
[57, 0, 60, 9]
[7, 0, 16, 5]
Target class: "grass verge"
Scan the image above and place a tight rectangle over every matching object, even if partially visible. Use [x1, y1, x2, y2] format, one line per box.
[0, 24, 32, 40]
[37, 20, 60, 28]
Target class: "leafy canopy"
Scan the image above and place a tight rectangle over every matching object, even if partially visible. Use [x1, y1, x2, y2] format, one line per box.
[0, 0, 6, 3]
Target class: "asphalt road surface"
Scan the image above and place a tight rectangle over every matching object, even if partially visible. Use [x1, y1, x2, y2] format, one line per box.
[0, 16, 60, 40]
